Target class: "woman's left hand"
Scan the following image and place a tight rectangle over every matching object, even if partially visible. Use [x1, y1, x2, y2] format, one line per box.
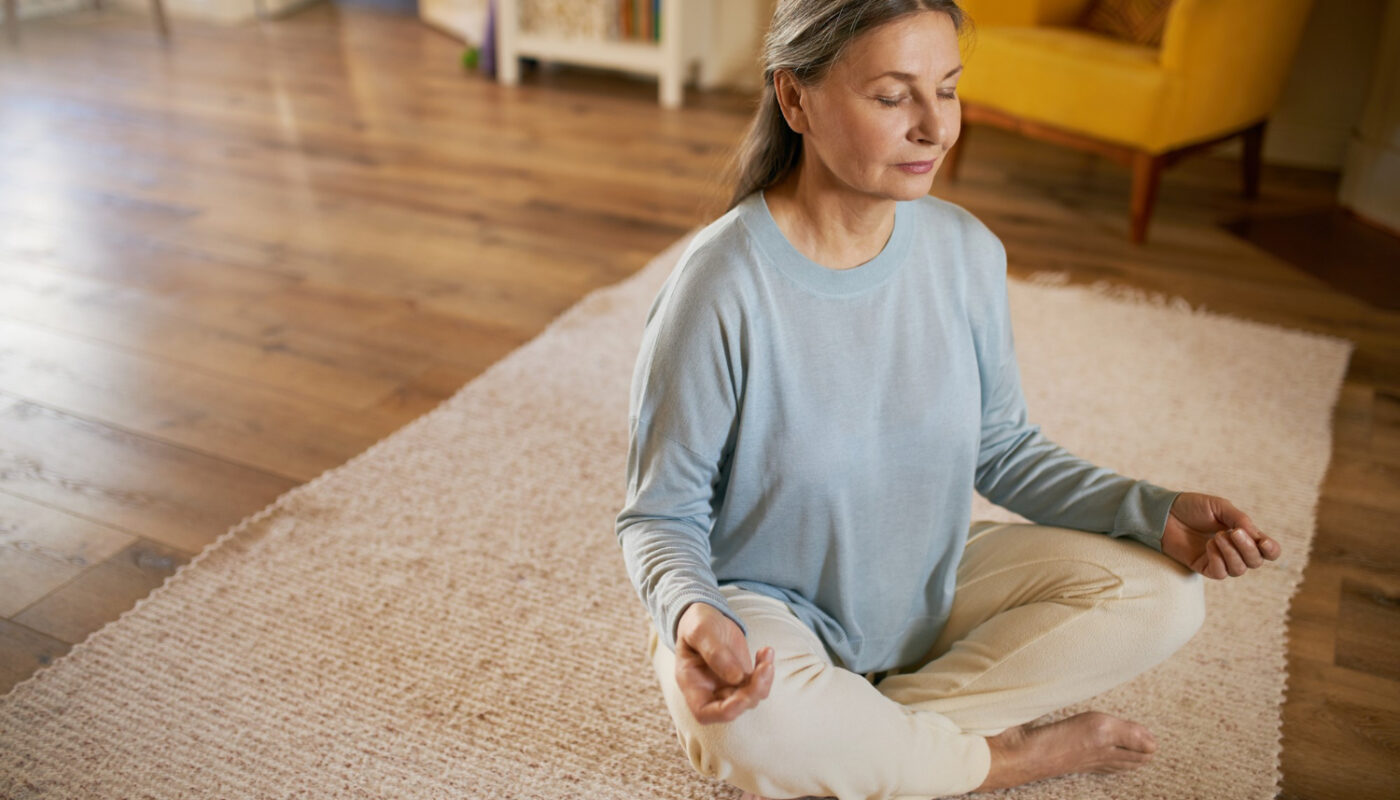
[1160, 491, 1282, 580]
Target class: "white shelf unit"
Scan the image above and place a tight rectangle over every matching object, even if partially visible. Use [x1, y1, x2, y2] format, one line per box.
[496, 0, 696, 109]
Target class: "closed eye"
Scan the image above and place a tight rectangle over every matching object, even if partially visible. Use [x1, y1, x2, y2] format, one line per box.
[876, 90, 958, 107]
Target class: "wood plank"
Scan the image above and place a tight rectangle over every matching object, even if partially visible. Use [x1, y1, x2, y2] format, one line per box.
[12, 537, 189, 645]
[0, 618, 70, 696]
[0, 394, 296, 553]
[1279, 657, 1400, 800]
[0, 261, 410, 410]
[0, 490, 135, 617]
[0, 317, 407, 481]
[1335, 577, 1400, 682]
[368, 362, 483, 419]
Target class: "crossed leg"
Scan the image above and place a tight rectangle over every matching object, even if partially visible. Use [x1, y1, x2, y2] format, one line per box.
[650, 521, 1206, 800]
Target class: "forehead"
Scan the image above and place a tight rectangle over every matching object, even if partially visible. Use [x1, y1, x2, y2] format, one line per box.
[836, 11, 961, 79]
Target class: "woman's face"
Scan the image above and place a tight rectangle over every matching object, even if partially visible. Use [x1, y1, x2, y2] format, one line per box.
[779, 11, 963, 202]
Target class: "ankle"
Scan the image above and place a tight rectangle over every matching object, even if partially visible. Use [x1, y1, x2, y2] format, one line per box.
[976, 725, 1032, 792]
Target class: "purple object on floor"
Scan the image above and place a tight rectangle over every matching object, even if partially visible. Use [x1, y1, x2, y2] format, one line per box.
[480, 0, 496, 77]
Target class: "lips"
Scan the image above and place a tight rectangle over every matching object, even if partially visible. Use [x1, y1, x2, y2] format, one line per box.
[897, 160, 935, 174]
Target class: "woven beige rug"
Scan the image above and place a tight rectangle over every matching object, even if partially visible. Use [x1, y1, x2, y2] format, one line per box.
[0, 230, 1352, 799]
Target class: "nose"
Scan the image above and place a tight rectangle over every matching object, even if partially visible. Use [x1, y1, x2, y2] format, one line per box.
[911, 98, 949, 149]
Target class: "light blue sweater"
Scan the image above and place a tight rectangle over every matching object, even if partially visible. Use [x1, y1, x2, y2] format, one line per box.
[615, 190, 1180, 675]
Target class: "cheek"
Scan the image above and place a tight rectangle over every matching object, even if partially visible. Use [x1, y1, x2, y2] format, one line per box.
[831, 110, 904, 160]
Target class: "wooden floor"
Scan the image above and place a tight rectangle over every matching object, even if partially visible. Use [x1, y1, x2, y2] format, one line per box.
[1, 6, 1397, 799]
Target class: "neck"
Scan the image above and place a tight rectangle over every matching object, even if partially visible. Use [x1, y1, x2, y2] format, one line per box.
[764, 154, 897, 271]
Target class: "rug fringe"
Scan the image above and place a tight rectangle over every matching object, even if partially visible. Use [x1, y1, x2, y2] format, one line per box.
[1020, 269, 1358, 360]
[1022, 269, 1204, 315]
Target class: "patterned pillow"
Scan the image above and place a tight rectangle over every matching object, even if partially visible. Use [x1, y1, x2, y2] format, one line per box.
[1077, 0, 1175, 46]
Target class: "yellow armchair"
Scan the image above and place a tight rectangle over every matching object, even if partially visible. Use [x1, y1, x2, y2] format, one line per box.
[946, 0, 1316, 243]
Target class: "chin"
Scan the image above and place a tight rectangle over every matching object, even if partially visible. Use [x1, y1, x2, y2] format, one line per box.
[891, 176, 936, 201]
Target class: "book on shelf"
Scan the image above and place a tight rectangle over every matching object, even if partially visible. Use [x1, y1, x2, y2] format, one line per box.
[521, 0, 664, 43]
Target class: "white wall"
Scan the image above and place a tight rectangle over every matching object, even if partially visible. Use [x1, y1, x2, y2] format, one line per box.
[1338, 0, 1400, 234]
[7, 0, 96, 21]
[419, 0, 487, 44]
[1212, 0, 1389, 170]
[696, 0, 773, 92]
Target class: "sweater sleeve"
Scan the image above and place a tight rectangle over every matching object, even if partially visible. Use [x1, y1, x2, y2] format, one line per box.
[970, 234, 1180, 552]
[615, 263, 749, 653]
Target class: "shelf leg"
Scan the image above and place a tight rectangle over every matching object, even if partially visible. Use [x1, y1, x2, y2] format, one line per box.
[659, 0, 682, 107]
[498, 0, 520, 86]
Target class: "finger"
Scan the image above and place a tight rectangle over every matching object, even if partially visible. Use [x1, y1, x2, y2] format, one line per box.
[697, 634, 750, 686]
[713, 659, 775, 719]
[1213, 497, 1254, 533]
[717, 649, 773, 698]
[1215, 501, 1282, 561]
[715, 649, 777, 712]
[684, 648, 774, 724]
[1229, 527, 1264, 568]
[736, 648, 775, 704]
[680, 677, 721, 721]
[696, 672, 764, 724]
[1214, 532, 1247, 577]
[1228, 512, 1282, 562]
[1205, 538, 1228, 580]
[1253, 531, 1282, 560]
[753, 648, 775, 700]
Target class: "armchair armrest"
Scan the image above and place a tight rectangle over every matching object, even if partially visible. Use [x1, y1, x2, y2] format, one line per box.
[1159, 0, 1314, 115]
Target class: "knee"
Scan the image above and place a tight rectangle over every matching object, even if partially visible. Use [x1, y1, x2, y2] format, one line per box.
[1131, 560, 1207, 656]
[677, 652, 828, 790]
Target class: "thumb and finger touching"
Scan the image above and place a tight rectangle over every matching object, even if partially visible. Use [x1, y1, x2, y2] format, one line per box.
[1178, 494, 1283, 580]
[676, 613, 776, 722]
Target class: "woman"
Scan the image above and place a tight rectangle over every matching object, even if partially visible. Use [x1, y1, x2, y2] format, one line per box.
[614, 2, 1281, 798]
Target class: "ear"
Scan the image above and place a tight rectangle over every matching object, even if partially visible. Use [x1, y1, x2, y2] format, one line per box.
[772, 68, 812, 135]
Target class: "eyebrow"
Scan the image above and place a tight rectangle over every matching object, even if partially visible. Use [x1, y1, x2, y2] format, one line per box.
[870, 65, 964, 82]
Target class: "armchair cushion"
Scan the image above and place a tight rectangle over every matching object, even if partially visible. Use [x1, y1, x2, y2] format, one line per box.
[1076, 0, 1175, 46]
[958, 25, 1172, 149]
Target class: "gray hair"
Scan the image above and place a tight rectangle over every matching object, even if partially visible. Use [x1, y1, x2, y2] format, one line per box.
[724, 0, 974, 211]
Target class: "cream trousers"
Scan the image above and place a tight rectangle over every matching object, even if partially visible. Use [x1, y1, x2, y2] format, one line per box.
[647, 521, 1207, 800]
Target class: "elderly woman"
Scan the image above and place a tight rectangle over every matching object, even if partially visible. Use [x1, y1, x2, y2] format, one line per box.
[614, 2, 1281, 798]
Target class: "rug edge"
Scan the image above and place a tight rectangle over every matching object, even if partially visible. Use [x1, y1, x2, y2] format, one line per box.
[1019, 270, 1359, 357]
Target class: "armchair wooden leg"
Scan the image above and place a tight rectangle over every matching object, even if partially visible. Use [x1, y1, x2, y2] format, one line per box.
[1242, 119, 1265, 200]
[1130, 150, 1165, 245]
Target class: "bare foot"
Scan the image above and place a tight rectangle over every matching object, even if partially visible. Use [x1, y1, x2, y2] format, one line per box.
[974, 711, 1159, 792]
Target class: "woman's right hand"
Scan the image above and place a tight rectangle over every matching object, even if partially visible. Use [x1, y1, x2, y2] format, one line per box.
[674, 602, 775, 724]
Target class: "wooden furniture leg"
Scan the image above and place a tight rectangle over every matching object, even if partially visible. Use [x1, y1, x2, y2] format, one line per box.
[1130, 150, 1165, 245]
[1242, 119, 1265, 200]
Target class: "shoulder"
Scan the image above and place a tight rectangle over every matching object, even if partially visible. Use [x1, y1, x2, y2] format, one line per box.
[909, 194, 1008, 309]
[659, 200, 766, 311]
[907, 194, 1005, 267]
